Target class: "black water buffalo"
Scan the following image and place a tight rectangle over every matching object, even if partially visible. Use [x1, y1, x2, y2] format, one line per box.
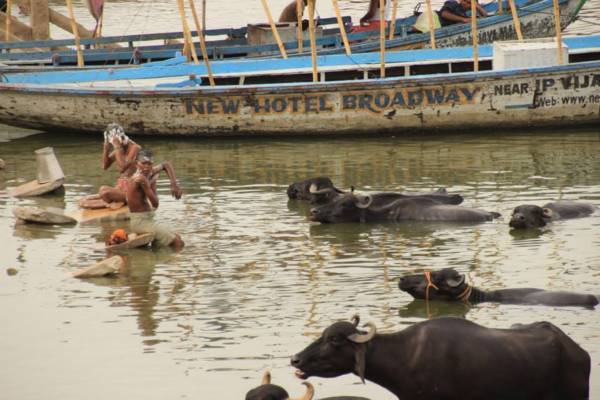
[398, 268, 599, 308]
[309, 193, 497, 224]
[509, 201, 597, 229]
[290, 316, 590, 400]
[287, 177, 463, 206]
[246, 371, 313, 400]
[245, 371, 369, 400]
[287, 177, 345, 204]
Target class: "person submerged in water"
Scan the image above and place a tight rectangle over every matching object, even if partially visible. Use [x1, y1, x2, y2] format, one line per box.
[126, 149, 184, 250]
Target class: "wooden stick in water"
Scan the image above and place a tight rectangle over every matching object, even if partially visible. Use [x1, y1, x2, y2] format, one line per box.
[296, 0, 303, 52]
[188, 0, 215, 86]
[65, 0, 84, 67]
[389, 0, 398, 40]
[308, 0, 318, 82]
[202, 0, 206, 34]
[379, 0, 385, 78]
[176, 0, 199, 63]
[497, 0, 503, 14]
[552, 0, 563, 64]
[471, 0, 478, 72]
[260, 0, 288, 58]
[425, 0, 436, 49]
[507, 0, 523, 40]
[332, 0, 351, 55]
[5, 0, 12, 42]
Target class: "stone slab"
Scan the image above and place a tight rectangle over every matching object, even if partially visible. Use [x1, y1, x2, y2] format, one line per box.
[71, 255, 124, 278]
[10, 178, 64, 197]
[67, 206, 130, 224]
[13, 206, 77, 225]
[106, 233, 154, 252]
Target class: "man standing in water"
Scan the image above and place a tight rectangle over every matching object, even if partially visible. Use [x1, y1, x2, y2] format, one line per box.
[126, 149, 185, 250]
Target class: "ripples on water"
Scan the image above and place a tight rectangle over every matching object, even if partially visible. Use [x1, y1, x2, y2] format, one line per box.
[1, 128, 599, 399]
[2, 0, 600, 398]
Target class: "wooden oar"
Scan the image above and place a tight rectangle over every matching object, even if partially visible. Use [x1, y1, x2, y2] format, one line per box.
[379, 0, 385, 78]
[332, 0, 351, 55]
[176, 0, 199, 63]
[5, 0, 11, 41]
[260, 0, 288, 58]
[308, 0, 318, 82]
[65, 0, 84, 67]
[296, 0, 303, 52]
[388, 0, 398, 40]
[552, 0, 563, 64]
[425, 0, 436, 49]
[507, 0, 523, 40]
[471, 0, 478, 72]
[188, 0, 215, 85]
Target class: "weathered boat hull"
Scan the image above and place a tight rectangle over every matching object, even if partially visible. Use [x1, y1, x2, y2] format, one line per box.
[0, 0, 586, 67]
[0, 61, 598, 136]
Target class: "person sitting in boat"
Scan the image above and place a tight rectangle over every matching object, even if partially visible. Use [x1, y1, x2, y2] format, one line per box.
[78, 123, 141, 209]
[437, 0, 488, 26]
[353, 0, 390, 32]
[279, 0, 307, 23]
[126, 149, 185, 250]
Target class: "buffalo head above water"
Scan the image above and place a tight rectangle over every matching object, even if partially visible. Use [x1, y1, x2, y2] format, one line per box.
[399, 268, 469, 301]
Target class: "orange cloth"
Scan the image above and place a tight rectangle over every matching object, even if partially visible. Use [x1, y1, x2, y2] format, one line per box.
[109, 229, 128, 245]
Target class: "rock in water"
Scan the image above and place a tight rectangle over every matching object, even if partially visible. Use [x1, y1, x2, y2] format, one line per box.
[6, 268, 18, 276]
[0, 158, 5, 169]
[72, 256, 124, 278]
[12, 206, 77, 225]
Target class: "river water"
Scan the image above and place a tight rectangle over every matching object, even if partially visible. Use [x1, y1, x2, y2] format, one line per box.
[2, 1, 600, 399]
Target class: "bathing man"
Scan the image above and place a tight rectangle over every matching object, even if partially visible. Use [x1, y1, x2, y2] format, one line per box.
[126, 149, 185, 250]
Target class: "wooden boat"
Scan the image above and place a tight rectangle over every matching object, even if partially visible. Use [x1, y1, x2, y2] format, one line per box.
[0, 0, 587, 67]
[0, 36, 598, 136]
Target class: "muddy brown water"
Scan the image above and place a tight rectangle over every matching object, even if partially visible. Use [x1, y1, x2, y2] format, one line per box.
[1, 127, 599, 399]
[2, 1, 600, 398]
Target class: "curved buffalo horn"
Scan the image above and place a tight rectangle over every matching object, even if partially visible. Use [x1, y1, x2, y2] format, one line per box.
[261, 370, 271, 385]
[447, 274, 465, 288]
[310, 187, 337, 196]
[350, 314, 360, 327]
[309, 183, 318, 194]
[348, 322, 377, 343]
[355, 195, 373, 209]
[542, 208, 553, 219]
[290, 382, 314, 400]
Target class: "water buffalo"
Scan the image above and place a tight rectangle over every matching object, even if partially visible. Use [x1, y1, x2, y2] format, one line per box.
[287, 177, 463, 206]
[290, 315, 590, 400]
[509, 201, 597, 229]
[309, 193, 497, 224]
[398, 268, 599, 308]
[287, 177, 345, 204]
[245, 371, 370, 400]
[246, 371, 313, 400]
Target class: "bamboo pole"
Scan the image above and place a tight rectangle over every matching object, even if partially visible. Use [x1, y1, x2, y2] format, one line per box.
[379, 0, 385, 78]
[176, 0, 199, 63]
[507, 0, 522, 40]
[260, 0, 288, 58]
[552, 0, 563, 64]
[497, 0, 503, 14]
[296, 0, 303, 52]
[471, 0, 478, 72]
[188, 0, 215, 86]
[308, 0, 318, 82]
[65, 0, 84, 67]
[388, 0, 397, 40]
[5, 0, 11, 41]
[202, 0, 206, 33]
[332, 0, 351, 55]
[425, 0, 436, 49]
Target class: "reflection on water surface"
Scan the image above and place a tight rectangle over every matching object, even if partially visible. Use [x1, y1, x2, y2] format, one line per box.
[1, 127, 599, 399]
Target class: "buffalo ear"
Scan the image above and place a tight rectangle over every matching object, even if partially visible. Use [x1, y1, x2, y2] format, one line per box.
[353, 345, 366, 384]
[542, 208, 553, 219]
[446, 274, 465, 288]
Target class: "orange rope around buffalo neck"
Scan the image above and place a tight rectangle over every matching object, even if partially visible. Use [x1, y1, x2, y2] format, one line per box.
[424, 271, 439, 319]
[457, 284, 472, 302]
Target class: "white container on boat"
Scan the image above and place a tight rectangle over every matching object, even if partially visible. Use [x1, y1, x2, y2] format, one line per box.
[35, 147, 64, 183]
[493, 39, 569, 70]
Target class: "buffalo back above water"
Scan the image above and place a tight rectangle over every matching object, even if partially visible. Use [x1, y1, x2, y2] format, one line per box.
[291, 316, 590, 400]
